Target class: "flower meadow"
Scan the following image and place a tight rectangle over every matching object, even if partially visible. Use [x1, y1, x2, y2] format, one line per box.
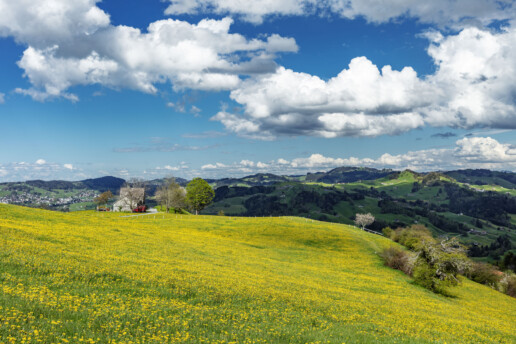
[0, 204, 515, 343]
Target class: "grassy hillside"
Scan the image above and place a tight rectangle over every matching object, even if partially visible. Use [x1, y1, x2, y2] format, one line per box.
[0, 204, 515, 343]
[206, 171, 516, 258]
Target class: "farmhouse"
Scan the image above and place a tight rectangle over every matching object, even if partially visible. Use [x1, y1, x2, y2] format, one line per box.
[113, 187, 145, 212]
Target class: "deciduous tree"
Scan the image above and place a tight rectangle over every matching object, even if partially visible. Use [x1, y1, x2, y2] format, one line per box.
[186, 178, 214, 215]
[354, 213, 375, 230]
[156, 178, 186, 213]
[94, 191, 113, 208]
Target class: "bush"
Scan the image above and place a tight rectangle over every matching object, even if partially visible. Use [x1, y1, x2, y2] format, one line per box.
[412, 238, 471, 294]
[467, 262, 501, 287]
[380, 247, 414, 275]
[499, 273, 516, 298]
[218, 210, 225, 216]
[506, 276, 516, 298]
[382, 226, 394, 239]
[392, 225, 435, 250]
[412, 261, 445, 293]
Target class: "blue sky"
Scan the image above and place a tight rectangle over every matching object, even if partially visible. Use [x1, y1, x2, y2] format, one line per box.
[1, 0, 516, 181]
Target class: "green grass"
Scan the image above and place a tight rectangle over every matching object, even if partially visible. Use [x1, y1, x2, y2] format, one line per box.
[459, 183, 516, 196]
[0, 204, 514, 343]
[68, 201, 96, 211]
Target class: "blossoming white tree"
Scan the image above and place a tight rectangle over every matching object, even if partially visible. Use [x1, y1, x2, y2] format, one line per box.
[354, 213, 375, 230]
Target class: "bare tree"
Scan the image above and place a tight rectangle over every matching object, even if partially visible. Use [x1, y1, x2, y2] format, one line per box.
[354, 213, 375, 230]
[156, 177, 186, 213]
[120, 178, 146, 210]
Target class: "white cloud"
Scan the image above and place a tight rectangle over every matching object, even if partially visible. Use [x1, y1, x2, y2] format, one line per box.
[164, 0, 514, 27]
[0, 160, 86, 182]
[164, 0, 308, 24]
[163, 165, 180, 171]
[3, 0, 516, 142]
[423, 27, 516, 130]
[214, 26, 516, 139]
[2, 137, 514, 182]
[326, 0, 515, 28]
[0, 0, 110, 46]
[201, 162, 227, 170]
[213, 58, 432, 138]
[16, 47, 118, 101]
[197, 137, 516, 177]
[454, 137, 516, 163]
[2, 1, 298, 101]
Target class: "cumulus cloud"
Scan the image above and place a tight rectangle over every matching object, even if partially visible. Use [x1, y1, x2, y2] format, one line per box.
[164, 0, 514, 27]
[423, 27, 516, 130]
[16, 47, 118, 101]
[201, 162, 227, 170]
[0, 0, 110, 46]
[2, 137, 514, 182]
[454, 137, 516, 163]
[197, 137, 516, 177]
[0, 160, 86, 182]
[326, 0, 515, 28]
[213, 26, 516, 139]
[1, 0, 297, 100]
[4, 0, 516, 142]
[164, 0, 308, 24]
[212, 57, 432, 138]
[17, 17, 297, 99]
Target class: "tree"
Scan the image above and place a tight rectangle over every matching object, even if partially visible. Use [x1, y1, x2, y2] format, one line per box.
[413, 237, 471, 294]
[120, 178, 146, 210]
[354, 213, 375, 230]
[156, 178, 186, 213]
[94, 191, 113, 209]
[186, 178, 214, 215]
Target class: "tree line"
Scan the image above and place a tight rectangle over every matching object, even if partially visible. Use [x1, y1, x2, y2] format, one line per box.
[156, 177, 214, 215]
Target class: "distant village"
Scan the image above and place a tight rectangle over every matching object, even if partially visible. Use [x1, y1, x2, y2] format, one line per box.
[0, 190, 98, 209]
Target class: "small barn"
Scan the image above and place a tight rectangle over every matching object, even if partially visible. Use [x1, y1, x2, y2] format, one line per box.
[113, 187, 145, 212]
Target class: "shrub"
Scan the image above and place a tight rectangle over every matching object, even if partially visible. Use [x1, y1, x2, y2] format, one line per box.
[413, 238, 471, 294]
[498, 273, 516, 298]
[218, 210, 225, 216]
[506, 276, 516, 298]
[467, 262, 501, 287]
[380, 247, 414, 275]
[413, 261, 444, 293]
[392, 225, 435, 251]
[382, 227, 394, 239]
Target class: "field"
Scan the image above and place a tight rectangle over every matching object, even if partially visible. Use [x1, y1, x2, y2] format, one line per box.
[458, 183, 516, 197]
[0, 204, 515, 343]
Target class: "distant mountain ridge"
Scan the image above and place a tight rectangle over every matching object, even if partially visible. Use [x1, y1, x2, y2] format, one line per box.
[2, 167, 516, 191]
[1, 176, 126, 193]
[444, 169, 516, 189]
[306, 166, 394, 184]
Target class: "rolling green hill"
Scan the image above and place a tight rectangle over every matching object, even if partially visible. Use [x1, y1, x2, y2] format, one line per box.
[204, 170, 516, 263]
[0, 204, 515, 343]
[445, 169, 516, 189]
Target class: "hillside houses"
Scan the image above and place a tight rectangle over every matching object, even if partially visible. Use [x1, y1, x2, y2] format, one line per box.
[0, 190, 97, 207]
